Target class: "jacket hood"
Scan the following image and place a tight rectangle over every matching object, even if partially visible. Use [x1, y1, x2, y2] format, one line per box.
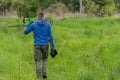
[37, 18, 45, 26]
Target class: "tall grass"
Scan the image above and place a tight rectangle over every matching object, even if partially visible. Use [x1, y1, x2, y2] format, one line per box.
[0, 17, 120, 80]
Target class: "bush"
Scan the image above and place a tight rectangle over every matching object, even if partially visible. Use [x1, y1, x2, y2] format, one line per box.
[46, 2, 68, 18]
[83, 0, 116, 17]
[99, 1, 116, 17]
[83, 0, 99, 17]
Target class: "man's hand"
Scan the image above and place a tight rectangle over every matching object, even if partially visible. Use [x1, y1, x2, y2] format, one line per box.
[28, 19, 34, 24]
[50, 49, 58, 58]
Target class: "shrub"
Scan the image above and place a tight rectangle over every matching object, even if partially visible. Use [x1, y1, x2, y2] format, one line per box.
[46, 2, 68, 18]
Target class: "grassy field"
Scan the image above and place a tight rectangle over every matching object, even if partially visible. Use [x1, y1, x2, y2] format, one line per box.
[0, 17, 120, 80]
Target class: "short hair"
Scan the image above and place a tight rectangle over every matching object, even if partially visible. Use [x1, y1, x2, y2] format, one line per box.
[38, 11, 44, 18]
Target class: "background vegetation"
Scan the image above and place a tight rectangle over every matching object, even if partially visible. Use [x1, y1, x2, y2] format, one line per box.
[0, 0, 120, 17]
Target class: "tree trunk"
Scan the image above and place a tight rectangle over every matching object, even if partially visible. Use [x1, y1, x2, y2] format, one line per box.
[80, 0, 82, 14]
[3, 11, 5, 16]
[3, 10, 6, 16]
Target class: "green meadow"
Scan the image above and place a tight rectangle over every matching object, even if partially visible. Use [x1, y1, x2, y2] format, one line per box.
[0, 17, 120, 80]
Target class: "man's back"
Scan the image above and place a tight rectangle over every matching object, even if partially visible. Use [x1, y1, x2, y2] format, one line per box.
[24, 18, 53, 46]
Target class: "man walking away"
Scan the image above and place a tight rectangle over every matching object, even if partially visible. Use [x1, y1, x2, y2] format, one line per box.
[24, 11, 55, 79]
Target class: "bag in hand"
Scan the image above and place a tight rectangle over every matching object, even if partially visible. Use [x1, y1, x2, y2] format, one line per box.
[50, 49, 58, 58]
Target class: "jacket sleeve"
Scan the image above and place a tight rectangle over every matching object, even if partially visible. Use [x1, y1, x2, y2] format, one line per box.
[24, 24, 34, 34]
[48, 26, 54, 50]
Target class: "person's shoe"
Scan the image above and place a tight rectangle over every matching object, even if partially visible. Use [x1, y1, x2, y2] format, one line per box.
[43, 75, 47, 79]
[42, 72, 47, 79]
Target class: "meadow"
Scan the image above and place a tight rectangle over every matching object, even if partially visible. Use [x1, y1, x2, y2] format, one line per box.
[0, 17, 120, 80]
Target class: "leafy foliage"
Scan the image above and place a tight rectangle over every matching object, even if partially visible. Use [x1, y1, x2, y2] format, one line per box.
[47, 2, 68, 17]
[0, 0, 119, 17]
[83, 0, 116, 17]
[0, 0, 11, 16]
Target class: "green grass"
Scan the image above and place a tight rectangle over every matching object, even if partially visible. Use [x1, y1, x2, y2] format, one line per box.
[0, 17, 120, 80]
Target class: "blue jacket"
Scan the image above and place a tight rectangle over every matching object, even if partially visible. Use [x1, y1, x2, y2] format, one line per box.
[24, 18, 54, 50]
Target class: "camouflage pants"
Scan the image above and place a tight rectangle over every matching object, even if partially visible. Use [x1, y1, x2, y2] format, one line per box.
[34, 45, 49, 78]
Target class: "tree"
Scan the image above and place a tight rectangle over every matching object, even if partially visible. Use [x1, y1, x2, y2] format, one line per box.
[61, 0, 80, 12]
[12, 0, 42, 17]
[47, 2, 68, 17]
[114, 0, 120, 12]
[0, 0, 116, 17]
[83, 0, 116, 17]
[83, 0, 99, 17]
[0, 0, 11, 16]
[11, 0, 24, 17]
[13, 0, 53, 17]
